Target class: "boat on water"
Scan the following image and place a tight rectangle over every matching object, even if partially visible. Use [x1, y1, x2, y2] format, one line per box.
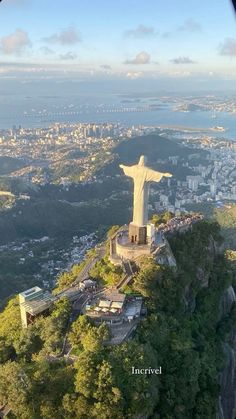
[211, 126, 226, 132]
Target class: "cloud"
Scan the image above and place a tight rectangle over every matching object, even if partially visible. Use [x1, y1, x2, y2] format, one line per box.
[100, 64, 112, 70]
[167, 70, 192, 77]
[126, 71, 144, 79]
[59, 52, 77, 60]
[178, 18, 201, 32]
[43, 27, 81, 45]
[170, 56, 196, 64]
[124, 24, 156, 38]
[124, 51, 151, 65]
[162, 32, 171, 38]
[219, 38, 236, 56]
[39, 46, 54, 55]
[0, 29, 31, 55]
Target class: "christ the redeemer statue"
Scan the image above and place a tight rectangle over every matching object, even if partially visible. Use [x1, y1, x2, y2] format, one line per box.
[120, 155, 172, 228]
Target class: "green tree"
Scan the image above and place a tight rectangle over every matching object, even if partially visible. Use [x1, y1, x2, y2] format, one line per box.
[69, 316, 109, 352]
[14, 326, 42, 361]
[0, 361, 34, 419]
[63, 393, 92, 419]
[34, 297, 72, 355]
[0, 297, 21, 346]
[0, 338, 14, 364]
[51, 297, 72, 327]
[92, 360, 124, 418]
[31, 360, 75, 418]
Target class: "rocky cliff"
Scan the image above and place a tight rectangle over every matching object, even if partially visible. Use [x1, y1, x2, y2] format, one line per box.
[219, 285, 236, 419]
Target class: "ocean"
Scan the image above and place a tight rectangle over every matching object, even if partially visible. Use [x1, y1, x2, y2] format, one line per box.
[0, 93, 236, 140]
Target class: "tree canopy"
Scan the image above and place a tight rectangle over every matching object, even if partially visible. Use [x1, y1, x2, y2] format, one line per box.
[0, 220, 235, 418]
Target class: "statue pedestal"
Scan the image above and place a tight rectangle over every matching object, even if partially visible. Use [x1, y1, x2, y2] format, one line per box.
[129, 222, 147, 245]
[109, 224, 175, 269]
[109, 226, 153, 265]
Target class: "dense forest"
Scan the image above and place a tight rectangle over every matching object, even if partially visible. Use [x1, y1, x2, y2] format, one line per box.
[214, 205, 236, 250]
[0, 220, 235, 418]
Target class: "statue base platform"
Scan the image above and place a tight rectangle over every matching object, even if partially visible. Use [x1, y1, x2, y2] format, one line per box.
[110, 225, 158, 265]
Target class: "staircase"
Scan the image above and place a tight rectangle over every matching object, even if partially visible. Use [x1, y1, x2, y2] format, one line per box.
[116, 259, 136, 290]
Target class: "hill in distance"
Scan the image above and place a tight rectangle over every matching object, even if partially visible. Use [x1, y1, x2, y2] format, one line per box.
[0, 157, 27, 176]
[98, 133, 208, 179]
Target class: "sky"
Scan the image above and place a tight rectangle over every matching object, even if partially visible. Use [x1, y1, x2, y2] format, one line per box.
[0, 0, 236, 92]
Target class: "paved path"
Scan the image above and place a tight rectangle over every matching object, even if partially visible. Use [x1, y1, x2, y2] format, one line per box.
[109, 320, 139, 345]
[73, 244, 106, 285]
[56, 244, 106, 302]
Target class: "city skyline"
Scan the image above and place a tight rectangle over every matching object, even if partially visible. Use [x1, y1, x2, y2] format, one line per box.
[0, 0, 236, 91]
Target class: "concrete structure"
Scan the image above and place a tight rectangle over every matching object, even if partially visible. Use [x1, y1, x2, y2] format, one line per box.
[85, 289, 127, 323]
[125, 299, 142, 321]
[19, 286, 53, 328]
[120, 155, 172, 244]
[85, 289, 144, 331]
[114, 226, 156, 261]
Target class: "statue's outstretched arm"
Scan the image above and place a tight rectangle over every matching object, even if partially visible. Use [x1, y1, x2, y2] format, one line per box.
[145, 168, 172, 183]
[119, 164, 136, 178]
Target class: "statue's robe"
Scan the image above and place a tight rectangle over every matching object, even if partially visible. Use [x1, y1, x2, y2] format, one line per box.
[120, 156, 172, 226]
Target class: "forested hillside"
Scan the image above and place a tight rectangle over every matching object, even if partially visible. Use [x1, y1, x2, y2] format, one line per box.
[0, 220, 235, 418]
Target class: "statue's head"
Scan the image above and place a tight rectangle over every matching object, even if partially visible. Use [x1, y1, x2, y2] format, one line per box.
[138, 155, 147, 166]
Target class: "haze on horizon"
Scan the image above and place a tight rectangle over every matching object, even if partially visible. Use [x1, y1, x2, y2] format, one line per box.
[0, 0, 236, 94]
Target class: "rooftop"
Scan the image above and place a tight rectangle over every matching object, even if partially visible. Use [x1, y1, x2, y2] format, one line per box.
[20, 290, 53, 316]
[19, 286, 42, 299]
[99, 289, 126, 303]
